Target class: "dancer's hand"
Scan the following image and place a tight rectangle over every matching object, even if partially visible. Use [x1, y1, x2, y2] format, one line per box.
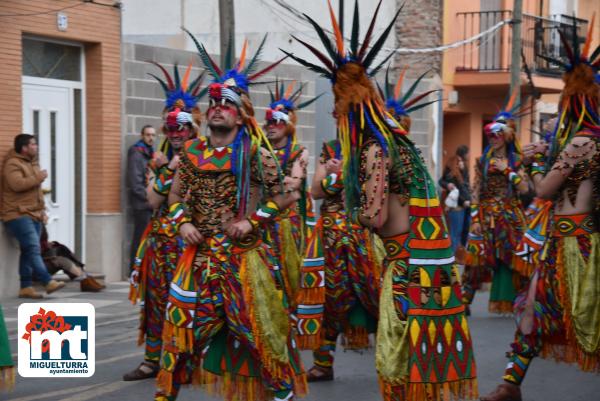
[325, 159, 342, 175]
[154, 152, 168, 168]
[227, 219, 253, 239]
[181, 223, 203, 244]
[490, 158, 508, 172]
[167, 154, 180, 170]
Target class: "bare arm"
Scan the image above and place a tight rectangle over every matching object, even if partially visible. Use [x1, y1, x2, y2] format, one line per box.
[311, 156, 329, 200]
[533, 137, 595, 199]
[358, 143, 389, 229]
[167, 168, 183, 207]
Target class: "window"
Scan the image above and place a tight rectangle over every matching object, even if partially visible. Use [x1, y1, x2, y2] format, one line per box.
[22, 38, 81, 81]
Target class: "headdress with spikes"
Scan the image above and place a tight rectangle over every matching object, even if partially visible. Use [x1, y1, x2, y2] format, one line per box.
[378, 66, 440, 131]
[265, 79, 321, 166]
[185, 29, 286, 216]
[148, 61, 207, 158]
[479, 89, 526, 185]
[287, 3, 479, 396]
[285, 0, 420, 212]
[539, 14, 600, 165]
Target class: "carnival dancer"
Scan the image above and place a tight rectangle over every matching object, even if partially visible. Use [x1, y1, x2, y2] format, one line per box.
[262, 81, 315, 304]
[463, 92, 530, 315]
[124, 62, 204, 381]
[298, 133, 384, 382]
[155, 31, 307, 401]
[482, 18, 600, 401]
[284, 2, 477, 400]
[0, 305, 14, 391]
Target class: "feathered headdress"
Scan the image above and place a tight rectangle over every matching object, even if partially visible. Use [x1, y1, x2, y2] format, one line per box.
[378, 66, 440, 131]
[265, 79, 321, 166]
[479, 89, 526, 181]
[284, 0, 416, 212]
[185, 29, 286, 216]
[148, 61, 207, 158]
[539, 14, 600, 164]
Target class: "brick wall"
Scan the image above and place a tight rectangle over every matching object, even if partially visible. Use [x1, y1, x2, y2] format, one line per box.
[0, 0, 121, 213]
[394, 0, 443, 77]
[390, 0, 444, 174]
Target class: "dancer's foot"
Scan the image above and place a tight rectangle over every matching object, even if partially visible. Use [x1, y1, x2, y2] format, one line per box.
[480, 382, 522, 401]
[306, 365, 334, 382]
[123, 361, 159, 381]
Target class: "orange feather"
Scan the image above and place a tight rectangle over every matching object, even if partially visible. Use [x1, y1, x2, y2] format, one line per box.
[327, 0, 344, 56]
[284, 80, 296, 99]
[394, 67, 407, 99]
[505, 88, 518, 111]
[582, 13, 595, 59]
[181, 60, 193, 91]
[238, 39, 248, 70]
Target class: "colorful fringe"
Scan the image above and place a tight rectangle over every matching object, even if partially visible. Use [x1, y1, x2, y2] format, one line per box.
[128, 213, 182, 361]
[465, 196, 528, 313]
[376, 231, 478, 401]
[158, 235, 306, 401]
[297, 210, 382, 351]
[0, 306, 15, 392]
[511, 214, 600, 374]
[513, 198, 553, 276]
[296, 218, 325, 350]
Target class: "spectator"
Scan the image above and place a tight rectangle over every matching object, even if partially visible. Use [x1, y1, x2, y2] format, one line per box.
[1, 134, 65, 298]
[40, 225, 105, 292]
[439, 145, 471, 255]
[127, 125, 155, 272]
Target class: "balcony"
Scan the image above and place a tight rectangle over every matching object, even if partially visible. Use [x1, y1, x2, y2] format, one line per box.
[453, 10, 588, 92]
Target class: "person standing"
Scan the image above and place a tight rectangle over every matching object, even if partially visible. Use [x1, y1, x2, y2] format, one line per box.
[464, 98, 530, 315]
[125, 62, 203, 382]
[1, 134, 65, 298]
[287, 3, 478, 400]
[482, 23, 600, 401]
[127, 125, 156, 273]
[155, 32, 306, 401]
[439, 146, 472, 253]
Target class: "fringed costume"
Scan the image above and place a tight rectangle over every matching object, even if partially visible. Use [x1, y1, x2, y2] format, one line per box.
[262, 81, 316, 305]
[298, 138, 384, 376]
[464, 95, 530, 314]
[128, 62, 204, 373]
[155, 32, 306, 401]
[0, 306, 15, 391]
[483, 17, 600, 401]
[286, 2, 477, 400]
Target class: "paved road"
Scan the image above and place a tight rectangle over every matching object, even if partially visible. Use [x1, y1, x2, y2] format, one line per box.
[1, 281, 598, 401]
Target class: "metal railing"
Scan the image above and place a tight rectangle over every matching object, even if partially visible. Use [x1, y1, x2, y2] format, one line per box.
[455, 11, 588, 77]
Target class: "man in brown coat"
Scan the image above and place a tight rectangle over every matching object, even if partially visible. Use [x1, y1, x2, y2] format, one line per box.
[1, 134, 65, 298]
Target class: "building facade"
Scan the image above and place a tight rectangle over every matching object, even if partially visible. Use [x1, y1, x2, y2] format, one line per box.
[441, 0, 600, 171]
[0, 0, 122, 299]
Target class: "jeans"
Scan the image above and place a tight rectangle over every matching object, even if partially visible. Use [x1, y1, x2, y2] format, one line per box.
[447, 209, 466, 252]
[4, 216, 53, 288]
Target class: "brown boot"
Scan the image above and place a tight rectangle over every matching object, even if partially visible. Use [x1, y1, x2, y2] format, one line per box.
[45, 280, 66, 294]
[123, 361, 159, 381]
[480, 383, 522, 401]
[18, 287, 43, 299]
[80, 277, 104, 292]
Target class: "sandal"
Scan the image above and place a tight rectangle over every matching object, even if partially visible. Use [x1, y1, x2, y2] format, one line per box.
[306, 365, 334, 382]
[122, 361, 159, 381]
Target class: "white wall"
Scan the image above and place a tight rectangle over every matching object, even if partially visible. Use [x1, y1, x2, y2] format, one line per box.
[121, 0, 397, 66]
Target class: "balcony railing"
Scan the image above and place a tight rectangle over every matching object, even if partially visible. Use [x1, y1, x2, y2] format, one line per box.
[455, 11, 588, 77]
